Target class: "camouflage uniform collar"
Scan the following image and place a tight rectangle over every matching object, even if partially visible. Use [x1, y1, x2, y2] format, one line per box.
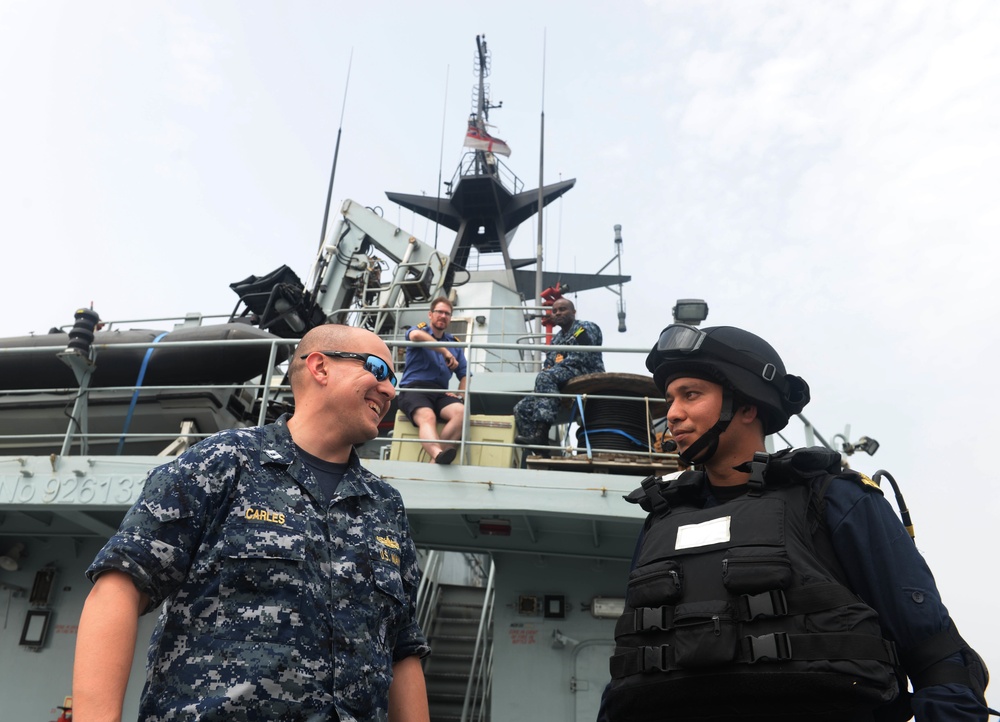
[262, 414, 375, 500]
[337, 464, 378, 500]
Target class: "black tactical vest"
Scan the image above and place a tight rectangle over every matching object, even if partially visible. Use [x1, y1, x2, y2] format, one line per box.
[604, 448, 901, 722]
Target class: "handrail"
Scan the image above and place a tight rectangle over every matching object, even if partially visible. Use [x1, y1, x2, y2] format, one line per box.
[323, 300, 591, 356]
[389, 377, 675, 464]
[1, 329, 667, 460]
[452, 152, 523, 196]
[461, 557, 495, 722]
[0, 336, 679, 466]
[471, 584, 495, 722]
[256, 340, 285, 427]
[415, 550, 445, 634]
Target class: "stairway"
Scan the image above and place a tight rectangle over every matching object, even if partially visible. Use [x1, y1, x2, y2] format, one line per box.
[423, 583, 492, 722]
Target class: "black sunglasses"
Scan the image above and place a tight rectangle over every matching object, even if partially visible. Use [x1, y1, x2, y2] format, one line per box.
[302, 351, 397, 387]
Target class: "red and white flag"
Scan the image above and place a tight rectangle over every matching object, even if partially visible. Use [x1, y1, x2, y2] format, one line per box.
[463, 120, 511, 157]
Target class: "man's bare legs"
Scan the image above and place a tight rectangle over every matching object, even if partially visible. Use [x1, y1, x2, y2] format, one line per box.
[412, 402, 464, 464]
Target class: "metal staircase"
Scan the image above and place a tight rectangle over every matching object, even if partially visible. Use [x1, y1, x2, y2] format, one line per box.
[417, 552, 494, 722]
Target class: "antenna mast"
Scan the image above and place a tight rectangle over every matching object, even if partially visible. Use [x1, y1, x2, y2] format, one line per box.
[535, 32, 547, 344]
[317, 49, 353, 252]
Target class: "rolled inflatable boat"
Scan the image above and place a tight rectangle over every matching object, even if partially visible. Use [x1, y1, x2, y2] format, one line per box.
[0, 323, 290, 391]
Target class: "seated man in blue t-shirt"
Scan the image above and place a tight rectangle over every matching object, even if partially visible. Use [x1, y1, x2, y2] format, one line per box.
[397, 297, 468, 464]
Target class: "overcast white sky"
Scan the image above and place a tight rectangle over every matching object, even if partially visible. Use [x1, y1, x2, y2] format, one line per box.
[2, 0, 998, 678]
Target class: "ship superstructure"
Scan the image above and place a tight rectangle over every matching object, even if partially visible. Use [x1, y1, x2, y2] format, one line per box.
[0, 36, 786, 722]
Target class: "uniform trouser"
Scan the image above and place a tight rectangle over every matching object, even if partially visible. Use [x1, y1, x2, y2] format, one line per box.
[513, 365, 579, 436]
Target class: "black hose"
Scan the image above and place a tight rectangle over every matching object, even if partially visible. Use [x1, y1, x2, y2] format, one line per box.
[872, 469, 914, 539]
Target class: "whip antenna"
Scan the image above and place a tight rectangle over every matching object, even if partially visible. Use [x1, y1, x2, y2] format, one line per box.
[317, 49, 353, 252]
[434, 66, 449, 250]
[534, 30, 547, 352]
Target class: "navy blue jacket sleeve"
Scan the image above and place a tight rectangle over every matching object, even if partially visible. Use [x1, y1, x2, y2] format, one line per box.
[823, 477, 989, 721]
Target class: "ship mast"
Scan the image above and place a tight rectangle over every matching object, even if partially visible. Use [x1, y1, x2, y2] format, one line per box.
[470, 35, 503, 176]
[384, 36, 584, 297]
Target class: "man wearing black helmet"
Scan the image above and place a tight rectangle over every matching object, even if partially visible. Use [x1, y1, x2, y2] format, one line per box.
[601, 324, 992, 722]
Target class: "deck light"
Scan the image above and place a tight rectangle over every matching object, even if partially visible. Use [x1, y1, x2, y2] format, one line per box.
[672, 299, 709, 326]
[837, 434, 880, 457]
[0, 542, 25, 572]
[854, 436, 880, 455]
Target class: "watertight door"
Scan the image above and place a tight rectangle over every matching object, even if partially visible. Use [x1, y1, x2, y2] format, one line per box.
[573, 642, 615, 722]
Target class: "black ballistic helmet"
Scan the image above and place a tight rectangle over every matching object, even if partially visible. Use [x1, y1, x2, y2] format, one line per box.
[646, 324, 810, 434]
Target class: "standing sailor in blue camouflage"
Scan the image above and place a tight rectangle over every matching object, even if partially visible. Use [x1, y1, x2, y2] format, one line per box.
[513, 298, 604, 447]
[73, 325, 431, 722]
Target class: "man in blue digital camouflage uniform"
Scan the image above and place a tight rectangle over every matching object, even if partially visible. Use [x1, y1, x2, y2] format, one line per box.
[74, 324, 430, 722]
[397, 297, 468, 465]
[513, 298, 604, 447]
[600, 324, 993, 722]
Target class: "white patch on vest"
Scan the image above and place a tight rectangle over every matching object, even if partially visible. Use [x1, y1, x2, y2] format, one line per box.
[674, 516, 731, 550]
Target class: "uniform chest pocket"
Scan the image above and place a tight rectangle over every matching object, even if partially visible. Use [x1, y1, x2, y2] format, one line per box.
[363, 525, 410, 654]
[368, 533, 407, 607]
[218, 522, 309, 645]
[672, 601, 737, 668]
[626, 559, 683, 608]
[722, 546, 791, 594]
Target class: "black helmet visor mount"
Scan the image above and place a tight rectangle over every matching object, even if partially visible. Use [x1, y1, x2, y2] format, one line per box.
[651, 324, 778, 387]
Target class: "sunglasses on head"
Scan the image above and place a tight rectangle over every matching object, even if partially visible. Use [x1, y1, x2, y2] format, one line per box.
[302, 351, 398, 387]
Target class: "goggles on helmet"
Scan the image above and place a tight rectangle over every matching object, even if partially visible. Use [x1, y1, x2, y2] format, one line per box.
[652, 324, 777, 383]
[653, 324, 708, 354]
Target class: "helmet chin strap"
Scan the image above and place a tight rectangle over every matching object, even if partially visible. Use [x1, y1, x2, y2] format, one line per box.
[677, 388, 735, 466]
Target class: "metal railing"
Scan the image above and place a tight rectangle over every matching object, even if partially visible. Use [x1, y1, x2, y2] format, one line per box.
[461, 558, 495, 722]
[2, 312, 857, 465]
[0, 321, 681, 468]
[327, 301, 565, 374]
[414, 550, 494, 722]
[451, 151, 524, 196]
[415, 550, 445, 635]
